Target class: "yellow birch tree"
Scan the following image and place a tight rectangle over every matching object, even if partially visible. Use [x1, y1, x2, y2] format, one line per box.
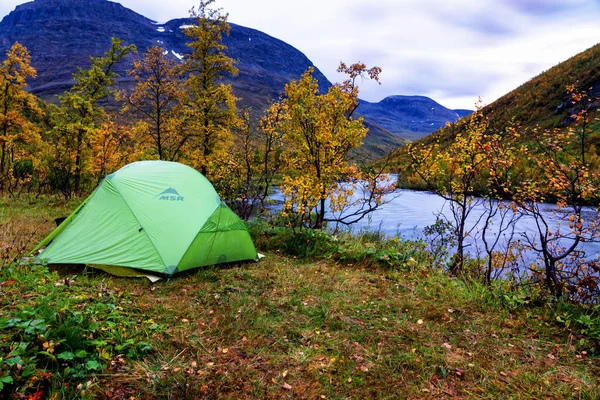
[122, 46, 188, 161]
[0, 42, 43, 191]
[269, 63, 391, 229]
[181, 0, 240, 178]
[408, 103, 489, 274]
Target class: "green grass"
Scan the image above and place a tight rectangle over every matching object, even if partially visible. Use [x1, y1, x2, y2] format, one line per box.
[1, 198, 599, 398]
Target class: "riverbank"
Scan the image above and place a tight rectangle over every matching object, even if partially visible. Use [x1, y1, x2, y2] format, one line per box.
[1, 198, 599, 398]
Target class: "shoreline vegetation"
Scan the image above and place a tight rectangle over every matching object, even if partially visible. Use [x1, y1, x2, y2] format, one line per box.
[1, 0, 600, 397]
[1, 197, 600, 398]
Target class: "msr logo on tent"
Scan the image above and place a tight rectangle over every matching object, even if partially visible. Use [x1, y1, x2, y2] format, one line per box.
[157, 187, 184, 201]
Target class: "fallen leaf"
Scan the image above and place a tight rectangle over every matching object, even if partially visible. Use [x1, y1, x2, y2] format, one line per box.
[222, 348, 229, 354]
[282, 382, 292, 390]
[282, 370, 288, 378]
[500, 371, 507, 377]
[417, 319, 424, 325]
[181, 318, 189, 323]
[442, 343, 452, 349]
[360, 365, 369, 372]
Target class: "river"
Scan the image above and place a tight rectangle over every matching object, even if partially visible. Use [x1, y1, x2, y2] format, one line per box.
[270, 187, 600, 260]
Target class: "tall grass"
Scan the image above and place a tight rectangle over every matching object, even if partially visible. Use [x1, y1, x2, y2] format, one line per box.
[0, 199, 599, 398]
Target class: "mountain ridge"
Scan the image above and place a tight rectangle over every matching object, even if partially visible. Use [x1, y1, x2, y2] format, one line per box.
[384, 42, 600, 174]
[0, 0, 331, 102]
[431, 42, 600, 145]
[0, 0, 469, 159]
[356, 95, 471, 140]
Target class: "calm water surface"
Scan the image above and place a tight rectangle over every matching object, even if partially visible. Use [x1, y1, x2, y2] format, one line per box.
[271, 187, 600, 259]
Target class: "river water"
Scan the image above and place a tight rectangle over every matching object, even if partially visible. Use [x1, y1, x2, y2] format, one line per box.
[271, 187, 600, 260]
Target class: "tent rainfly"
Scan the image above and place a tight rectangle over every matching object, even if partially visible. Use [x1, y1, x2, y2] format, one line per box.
[34, 161, 258, 276]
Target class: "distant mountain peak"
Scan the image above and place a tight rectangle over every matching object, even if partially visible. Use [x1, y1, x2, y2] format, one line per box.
[18, 0, 115, 9]
[34, 0, 108, 2]
[357, 96, 471, 140]
[384, 95, 433, 100]
[0, 0, 330, 97]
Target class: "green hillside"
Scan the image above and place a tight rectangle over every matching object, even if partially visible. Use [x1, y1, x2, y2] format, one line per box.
[385, 42, 600, 173]
[483, 44, 600, 132]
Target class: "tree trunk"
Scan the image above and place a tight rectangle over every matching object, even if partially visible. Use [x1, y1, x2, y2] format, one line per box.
[0, 141, 5, 183]
[315, 197, 326, 229]
[450, 241, 464, 275]
[156, 112, 163, 160]
[450, 202, 468, 274]
[485, 255, 493, 285]
[73, 129, 84, 196]
[545, 257, 563, 297]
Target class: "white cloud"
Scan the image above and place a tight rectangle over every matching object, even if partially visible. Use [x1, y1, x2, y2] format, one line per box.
[1, 0, 600, 109]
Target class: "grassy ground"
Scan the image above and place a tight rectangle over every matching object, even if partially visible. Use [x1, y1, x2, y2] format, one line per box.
[1, 197, 599, 399]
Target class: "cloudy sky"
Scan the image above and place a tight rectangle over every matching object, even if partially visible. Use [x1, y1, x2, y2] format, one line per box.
[2, 0, 600, 109]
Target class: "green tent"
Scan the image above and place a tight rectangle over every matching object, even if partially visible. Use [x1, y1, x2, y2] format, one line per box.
[34, 161, 258, 276]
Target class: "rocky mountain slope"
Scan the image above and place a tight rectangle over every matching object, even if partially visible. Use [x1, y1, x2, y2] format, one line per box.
[0, 0, 468, 159]
[0, 0, 332, 104]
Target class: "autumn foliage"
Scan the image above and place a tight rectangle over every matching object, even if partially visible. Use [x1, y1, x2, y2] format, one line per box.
[1, 1, 599, 306]
[0, 0, 393, 234]
[266, 64, 393, 229]
[408, 87, 600, 300]
[0, 42, 43, 192]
